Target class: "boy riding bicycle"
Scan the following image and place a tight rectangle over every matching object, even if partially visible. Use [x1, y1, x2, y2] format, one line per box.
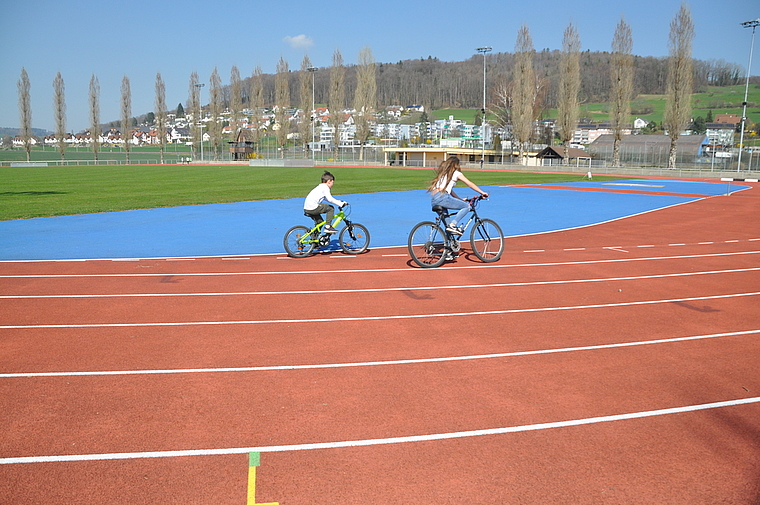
[303, 171, 347, 234]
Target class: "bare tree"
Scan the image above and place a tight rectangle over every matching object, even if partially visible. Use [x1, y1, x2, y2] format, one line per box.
[209, 67, 223, 160]
[663, 3, 694, 169]
[229, 65, 242, 138]
[89, 74, 101, 162]
[298, 55, 314, 155]
[250, 66, 264, 154]
[53, 72, 66, 161]
[275, 56, 290, 158]
[512, 25, 536, 164]
[17, 68, 32, 161]
[187, 71, 200, 159]
[557, 23, 581, 164]
[155, 72, 167, 164]
[354, 46, 377, 161]
[120, 76, 132, 163]
[329, 48, 345, 159]
[610, 17, 634, 167]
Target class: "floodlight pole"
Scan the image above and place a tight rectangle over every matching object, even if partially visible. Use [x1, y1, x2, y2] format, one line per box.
[195, 83, 205, 162]
[308, 67, 317, 160]
[476, 46, 492, 166]
[737, 18, 760, 172]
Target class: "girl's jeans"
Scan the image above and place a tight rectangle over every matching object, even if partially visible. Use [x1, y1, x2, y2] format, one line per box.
[431, 192, 468, 226]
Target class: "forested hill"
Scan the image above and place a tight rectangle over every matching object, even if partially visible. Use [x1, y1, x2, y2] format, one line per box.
[258, 51, 750, 112]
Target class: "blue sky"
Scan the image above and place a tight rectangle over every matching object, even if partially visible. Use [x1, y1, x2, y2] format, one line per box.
[1, 0, 757, 133]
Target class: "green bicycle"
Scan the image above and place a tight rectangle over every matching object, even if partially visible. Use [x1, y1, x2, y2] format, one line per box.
[283, 204, 370, 258]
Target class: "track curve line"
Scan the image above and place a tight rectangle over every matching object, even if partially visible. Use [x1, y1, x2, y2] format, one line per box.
[3, 267, 759, 299]
[2, 249, 759, 279]
[3, 329, 758, 378]
[2, 291, 758, 329]
[3, 397, 759, 465]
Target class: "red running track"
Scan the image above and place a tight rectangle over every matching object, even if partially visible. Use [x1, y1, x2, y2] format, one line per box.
[1, 181, 760, 504]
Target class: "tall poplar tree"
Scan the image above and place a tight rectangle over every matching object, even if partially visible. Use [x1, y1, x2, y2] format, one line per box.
[250, 66, 264, 154]
[275, 56, 290, 158]
[17, 68, 32, 162]
[120, 76, 132, 163]
[329, 48, 345, 159]
[155, 72, 167, 164]
[89, 74, 101, 162]
[209, 67, 223, 160]
[610, 17, 633, 167]
[354, 47, 377, 161]
[229, 65, 242, 137]
[53, 72, 67, 160]
[187, 71, 200, 159]
[663, 3, 694, 169]
[557, 23, 581, 164]
[299, 55, 314, 155]
[512, 25, 536, 164]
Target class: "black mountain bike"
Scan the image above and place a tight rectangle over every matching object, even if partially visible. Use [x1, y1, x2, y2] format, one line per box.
[408, 195, 504, 268]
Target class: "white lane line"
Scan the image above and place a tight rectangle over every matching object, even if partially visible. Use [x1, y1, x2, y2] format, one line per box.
[3, 329, 757, 378]
[2, 250, 759, 279]
[2, 396, 758, 464]
[1, 292, 758, 330]
[3, 267, 759, 299]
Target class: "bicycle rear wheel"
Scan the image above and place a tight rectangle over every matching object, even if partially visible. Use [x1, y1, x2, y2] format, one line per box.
[339, 223, 370, 254]
[408, 221, 447, 268]
[283, 225, 316, 258]
[470, 218, 504, 263]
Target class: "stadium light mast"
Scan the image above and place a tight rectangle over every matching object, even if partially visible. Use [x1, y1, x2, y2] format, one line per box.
[476, 46, 492, 166]
[308, 67, 317, 160]
[737, 18, 760, 172]
[194, 83, 205, 162]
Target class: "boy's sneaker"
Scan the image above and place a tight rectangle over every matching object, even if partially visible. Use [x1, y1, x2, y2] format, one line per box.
[323, 225, 338, 234]
[446, 224, 462, 235]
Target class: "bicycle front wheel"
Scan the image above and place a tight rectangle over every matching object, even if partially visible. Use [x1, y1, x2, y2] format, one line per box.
[283, 225, 316, 258]
[408, 221, 447, 268]
[470, 218, 504, 263]
[340, 223, 370, 254]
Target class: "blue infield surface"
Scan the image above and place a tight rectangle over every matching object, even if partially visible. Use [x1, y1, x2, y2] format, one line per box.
[0, 179, 749, 261]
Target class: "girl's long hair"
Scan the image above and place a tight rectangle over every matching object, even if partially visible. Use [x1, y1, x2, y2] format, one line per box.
[428, 156, 460, 193]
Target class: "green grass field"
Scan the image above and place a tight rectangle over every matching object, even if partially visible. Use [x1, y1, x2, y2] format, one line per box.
[539, 84, 760, 134]
[0, 165, 625, 221]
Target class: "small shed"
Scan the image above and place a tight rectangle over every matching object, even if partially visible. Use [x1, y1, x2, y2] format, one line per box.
[536, 146, 591, 164]
[228, 129, 255, 160]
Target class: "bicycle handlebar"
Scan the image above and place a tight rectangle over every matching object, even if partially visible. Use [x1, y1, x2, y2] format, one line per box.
[468, 194, 489, 208]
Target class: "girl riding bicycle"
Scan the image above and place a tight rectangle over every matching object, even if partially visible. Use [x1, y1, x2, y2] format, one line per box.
[428, 156, 489, 235]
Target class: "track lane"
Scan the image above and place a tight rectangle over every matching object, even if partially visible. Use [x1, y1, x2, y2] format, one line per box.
[2, 181, 759, 505]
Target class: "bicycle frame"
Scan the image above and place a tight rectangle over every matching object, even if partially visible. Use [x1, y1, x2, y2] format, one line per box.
[435, 196, 484, 239]
[299, 208, 351, 246]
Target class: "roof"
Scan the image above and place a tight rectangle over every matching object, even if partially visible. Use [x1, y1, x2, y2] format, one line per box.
[536, 146, 590, 159]
[589, 134, 707, 155]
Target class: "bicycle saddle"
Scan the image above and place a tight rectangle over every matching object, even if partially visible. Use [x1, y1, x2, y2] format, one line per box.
[431, 205, 449, 215]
